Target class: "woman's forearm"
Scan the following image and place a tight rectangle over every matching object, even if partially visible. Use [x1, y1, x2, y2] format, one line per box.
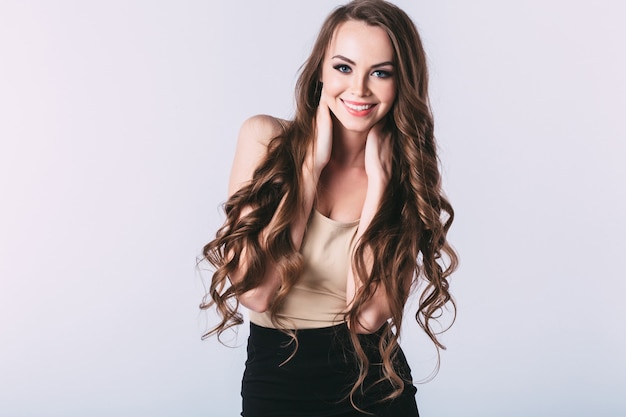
[346, 181, 391, 333]
[232, 165, 320, 312]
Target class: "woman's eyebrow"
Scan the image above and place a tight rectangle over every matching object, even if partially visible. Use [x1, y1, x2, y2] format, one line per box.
[331, 55, 394, 68]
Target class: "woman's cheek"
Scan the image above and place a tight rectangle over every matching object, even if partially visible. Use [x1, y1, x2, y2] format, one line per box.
[321, 77, 344, 99]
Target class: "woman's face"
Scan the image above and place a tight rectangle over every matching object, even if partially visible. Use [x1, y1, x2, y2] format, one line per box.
[320, 20, 397, 135]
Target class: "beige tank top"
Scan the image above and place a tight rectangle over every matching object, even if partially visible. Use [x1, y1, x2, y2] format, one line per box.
[249, 209, 359, 329]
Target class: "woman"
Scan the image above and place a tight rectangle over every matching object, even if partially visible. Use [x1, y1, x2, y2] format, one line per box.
[202, 1, 457, 415]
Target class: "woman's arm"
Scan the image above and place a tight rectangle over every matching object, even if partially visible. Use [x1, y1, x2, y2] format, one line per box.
[346, 124, 409, 334]
[225, 114, 289, 312]
[226, 99, 332, 312]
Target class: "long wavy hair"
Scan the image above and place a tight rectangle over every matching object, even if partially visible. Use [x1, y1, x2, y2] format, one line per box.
[201, 0, 458, 404]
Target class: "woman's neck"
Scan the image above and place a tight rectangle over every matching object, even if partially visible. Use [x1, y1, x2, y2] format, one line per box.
[330, 121, 367, 168]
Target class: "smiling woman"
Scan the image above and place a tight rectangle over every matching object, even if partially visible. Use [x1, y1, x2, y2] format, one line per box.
[201, 1, 458, 416]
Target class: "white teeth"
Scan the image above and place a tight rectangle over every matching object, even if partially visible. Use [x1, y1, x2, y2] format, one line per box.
[344, 102, 373, 111]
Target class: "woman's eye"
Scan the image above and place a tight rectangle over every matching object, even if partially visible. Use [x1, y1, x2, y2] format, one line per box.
[333, 64, 351, 73]
[372, 70, 393, 78]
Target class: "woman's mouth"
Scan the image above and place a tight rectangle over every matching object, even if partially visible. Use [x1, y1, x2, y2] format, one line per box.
[342, 100, 377, 116]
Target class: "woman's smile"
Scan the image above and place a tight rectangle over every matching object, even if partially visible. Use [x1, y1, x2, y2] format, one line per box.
[341, 99, 378, 116]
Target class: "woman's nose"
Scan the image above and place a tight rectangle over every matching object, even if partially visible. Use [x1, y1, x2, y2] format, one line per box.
[349, 74, 371, 97]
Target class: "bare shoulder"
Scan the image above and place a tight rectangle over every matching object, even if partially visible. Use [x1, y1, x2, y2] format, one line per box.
[238, 114, 287, 147]
[228, 115, 288, 196]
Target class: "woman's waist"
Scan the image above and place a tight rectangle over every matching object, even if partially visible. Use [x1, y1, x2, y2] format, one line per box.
[248, 285, 347, 329]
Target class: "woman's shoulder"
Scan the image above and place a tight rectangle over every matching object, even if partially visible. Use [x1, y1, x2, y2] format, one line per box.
[238, 114, 289, 147]
[228, 115, 289, 196]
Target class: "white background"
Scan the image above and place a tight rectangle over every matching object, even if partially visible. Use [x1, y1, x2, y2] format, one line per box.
[1, 1, 625, 416]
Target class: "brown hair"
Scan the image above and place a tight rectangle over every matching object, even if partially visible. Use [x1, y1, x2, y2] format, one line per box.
[201, 0, 458, 405]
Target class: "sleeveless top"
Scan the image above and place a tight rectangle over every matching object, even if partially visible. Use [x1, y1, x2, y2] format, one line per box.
[249, 210, 359, 329]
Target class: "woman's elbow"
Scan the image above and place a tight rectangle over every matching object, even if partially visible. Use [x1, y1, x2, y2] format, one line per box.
[351, 310, 391, 334]
[238, 289, 272, 313]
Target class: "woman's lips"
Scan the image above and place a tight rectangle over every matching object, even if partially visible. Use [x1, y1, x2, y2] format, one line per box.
[342, 100, 377, 117]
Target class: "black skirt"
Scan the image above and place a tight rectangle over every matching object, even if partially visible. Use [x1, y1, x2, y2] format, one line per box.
[241, 322, 419, 417]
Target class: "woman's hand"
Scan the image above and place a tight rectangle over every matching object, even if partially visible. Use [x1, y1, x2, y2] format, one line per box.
[306, 88, 333, 177]
[364, 122, 392, 190]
